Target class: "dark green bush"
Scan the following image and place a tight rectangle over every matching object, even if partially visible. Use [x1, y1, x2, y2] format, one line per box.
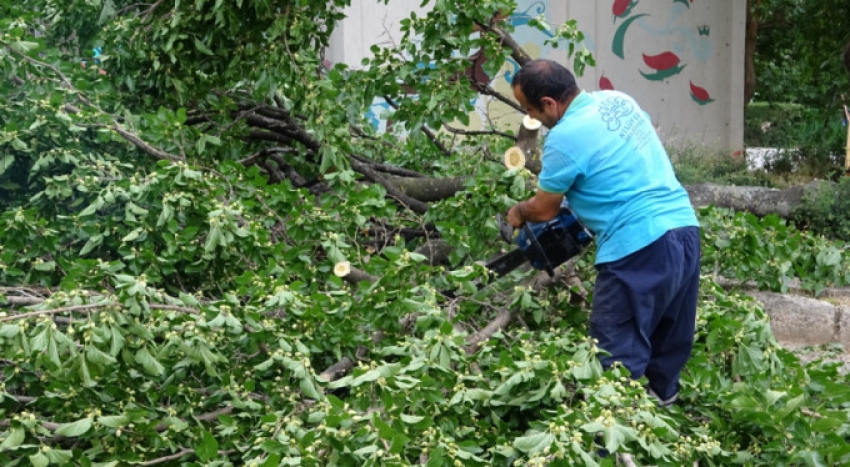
[794, 177, 850, 242]
[744, 102, 810, 147]
[745, 103, 846, 178]
[669, 145, 775, 187]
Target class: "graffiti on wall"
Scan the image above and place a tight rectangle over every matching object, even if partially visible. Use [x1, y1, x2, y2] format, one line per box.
[605, 0, 716, 105]
[365, 0, 562, 132]
[363, 0, 720, 132]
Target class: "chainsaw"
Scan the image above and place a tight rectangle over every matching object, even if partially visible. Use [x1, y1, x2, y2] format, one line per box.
[486, 199, 594, 278]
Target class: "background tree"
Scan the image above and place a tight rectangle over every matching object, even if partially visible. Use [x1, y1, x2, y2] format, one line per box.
[1, 1, 849, 466]
[746, 0, 850, 106]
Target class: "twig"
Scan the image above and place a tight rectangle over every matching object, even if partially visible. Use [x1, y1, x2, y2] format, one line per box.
[0, 304, 107, 322]
[2, 41, 182, 162]
[349, 154, 425, 178]
[138, 448, 193, 466]
[474, 21, 531, 67]
[140, 0, 166, 22]
[0, 303, 200, 322]
[801, 408, 823, 419]
[480, 85, 525, 113]
[442, 124, 517, 141]
[100, 124, 181, 161]
[349, 157, 430, 214]
[383, 96, 452, 157]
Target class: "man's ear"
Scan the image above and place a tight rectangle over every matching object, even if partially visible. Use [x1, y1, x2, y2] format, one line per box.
[539, 96, 555, 110]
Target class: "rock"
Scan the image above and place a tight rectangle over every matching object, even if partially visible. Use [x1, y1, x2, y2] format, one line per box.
[747, 292, 838, 346]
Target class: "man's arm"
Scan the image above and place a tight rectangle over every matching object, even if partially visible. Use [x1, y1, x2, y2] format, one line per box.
[506, 190, 564, 228]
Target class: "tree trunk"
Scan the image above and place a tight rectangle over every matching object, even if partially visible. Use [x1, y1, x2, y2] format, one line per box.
[744, 1, 761, 105]
[390, 176, 467, 202]
[683, 181, 825, 218]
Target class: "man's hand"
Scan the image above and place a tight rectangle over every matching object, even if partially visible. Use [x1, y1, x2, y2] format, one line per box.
[506, 203, 526, 228]
[507, 190, 565, 228]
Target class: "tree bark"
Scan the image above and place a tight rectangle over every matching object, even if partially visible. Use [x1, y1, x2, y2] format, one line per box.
[744, 1, 761, 105]
[684, 181, 825, 218]
[413, 239, 454, 266]
[517, 118, 541, 163]
[389, 176, 467, 203]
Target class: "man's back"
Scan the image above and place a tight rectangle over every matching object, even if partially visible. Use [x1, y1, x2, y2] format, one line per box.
[537, 90, 697, 264]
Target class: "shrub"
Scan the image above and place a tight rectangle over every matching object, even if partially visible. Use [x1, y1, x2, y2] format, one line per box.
[794, 177, 850, 242]
[669, 145, 775, 187]
[745, 103, 846, 178]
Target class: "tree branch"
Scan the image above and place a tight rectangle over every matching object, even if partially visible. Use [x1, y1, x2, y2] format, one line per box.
[475, 21, 532, 67]
[383, 96, 452, 157]
[3, 41, 183, 162]
[0, 302, 200, 323]
[349, 158, 430, 214]
[442, 124, 517, 141]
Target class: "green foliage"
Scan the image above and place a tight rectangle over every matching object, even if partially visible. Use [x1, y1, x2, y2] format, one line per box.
[795, 177, 850, 242]
[752, 0, 850, 109]
[744, 103, 846, 178]
[0, 0, 848, 466]
[744, 102, 810, 148]
[670, 145, 776, 188]
[699, 206, 850, 296]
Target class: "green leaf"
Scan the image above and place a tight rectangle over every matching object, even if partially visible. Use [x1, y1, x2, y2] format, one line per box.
[135, 347, 165, 376]
[45, 449, 72, 464]
[400, 414, 425, 424]
[97, 415, 129, 428]
[79, 235, 103, 255]
[0, 324, 20, 338]
[0, 154, 14, 177]
[33, 261, 55, 272]
[86, 345, 117, 366]
[28, 452, 48, 467]
[513, 431, 554, 454]
[602, 424, 634, 453]
[12, 41, 39, 53]
[122, 228, 142, 242]
[0, 426, 25, 450]
[193, 37, 215, 56]
[54, 417, 93, 437]
[195, 430, 219, 462]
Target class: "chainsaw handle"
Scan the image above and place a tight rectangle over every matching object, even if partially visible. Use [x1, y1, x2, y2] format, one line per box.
[496, 213, 517, 244]
[522, 224, 555, 277]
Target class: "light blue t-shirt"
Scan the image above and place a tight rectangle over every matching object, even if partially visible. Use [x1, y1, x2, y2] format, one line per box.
[537, 90, 698, 264]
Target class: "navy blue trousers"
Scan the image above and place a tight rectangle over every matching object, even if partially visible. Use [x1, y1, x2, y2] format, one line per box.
[589, 226, 701, 400]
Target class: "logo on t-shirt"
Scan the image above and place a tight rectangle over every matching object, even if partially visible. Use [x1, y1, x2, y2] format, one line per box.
[599, 97, 634, 131]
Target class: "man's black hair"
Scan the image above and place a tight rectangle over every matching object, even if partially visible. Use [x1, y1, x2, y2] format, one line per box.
[511, 59, 579, 109]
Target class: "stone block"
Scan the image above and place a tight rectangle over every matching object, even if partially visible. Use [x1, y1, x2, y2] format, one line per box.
[840, 306, 850, 350]
[748, 292, 837, 346]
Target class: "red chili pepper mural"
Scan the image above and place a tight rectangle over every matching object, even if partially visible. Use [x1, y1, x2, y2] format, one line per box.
[639, 51, 686, 80]
[689, 81, 714, 105]
[642, 52, 680, 70]
[599, 75, 615, 90]
[613, 0, 639, 20]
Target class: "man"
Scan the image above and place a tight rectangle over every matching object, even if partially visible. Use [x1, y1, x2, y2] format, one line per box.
[506, 59, 700, 406]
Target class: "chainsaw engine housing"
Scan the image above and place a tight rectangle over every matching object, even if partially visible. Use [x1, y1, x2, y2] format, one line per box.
[515, 202, 593, 276]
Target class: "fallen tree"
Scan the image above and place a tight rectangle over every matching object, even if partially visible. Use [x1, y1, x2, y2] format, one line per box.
[1, 1, 849, 466]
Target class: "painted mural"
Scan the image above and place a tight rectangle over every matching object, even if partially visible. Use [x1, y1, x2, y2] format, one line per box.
[365, 0, 564, 132]
[603, 0, 716, 105]
[363, 0, 725, 136]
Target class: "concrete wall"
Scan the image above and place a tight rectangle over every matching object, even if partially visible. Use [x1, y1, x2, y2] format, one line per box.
[329, 0, 745, 152]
